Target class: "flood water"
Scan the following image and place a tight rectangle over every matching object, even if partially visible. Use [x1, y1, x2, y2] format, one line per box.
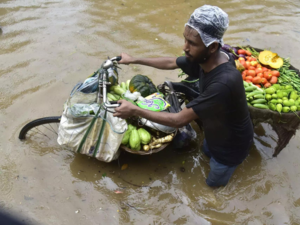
[1, 0, 300, 224]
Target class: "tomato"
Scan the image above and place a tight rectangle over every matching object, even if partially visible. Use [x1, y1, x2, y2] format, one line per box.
[260, 78, 267, 85]
[242, 74, 246, 80]
[252, 77, 261, 84]
[264, 82, 272, 88]
[256, 64, 262, 68]
[255, 68, 262, 74]
[238, 49, 246, 55]
[245, 61, 251, 69]
[245, 80, 252, 83]
[270, 76, 278, 84]
[240, 61, 246, 68]
[245, 76, 253, 81]
[242, 70, 247, 76]
[257, 72, 263, 78]
[250, 61, 258, 67]
[262, 67, 268, 72]
[238, 57, 245, 62]
[248, 66, 256, 70]
[264, 71, 272, 80]
[247, 70, 256, 77]
[255, 84, 261, 88]
[245, 50, 252, 56]
[271, 70, 280, 77]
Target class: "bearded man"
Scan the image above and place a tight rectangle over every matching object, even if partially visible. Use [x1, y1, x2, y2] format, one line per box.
[114, 5, 254, 187]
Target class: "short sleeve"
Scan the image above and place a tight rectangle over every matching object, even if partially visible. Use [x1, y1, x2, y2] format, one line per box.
[186, 82, 230, 119]
[176, 56, 200, 79]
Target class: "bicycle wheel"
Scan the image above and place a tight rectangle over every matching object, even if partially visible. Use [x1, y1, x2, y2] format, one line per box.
[19, 116, 61, 141]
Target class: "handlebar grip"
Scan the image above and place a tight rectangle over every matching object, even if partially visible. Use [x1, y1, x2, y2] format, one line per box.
[110, 101, 121, 106]
[116, 56, 122, 61]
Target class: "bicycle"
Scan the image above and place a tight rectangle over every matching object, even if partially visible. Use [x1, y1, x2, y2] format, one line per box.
[18, 56, 200, 153]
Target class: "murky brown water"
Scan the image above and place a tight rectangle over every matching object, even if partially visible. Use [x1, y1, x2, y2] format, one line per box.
[1, 0, 300, 224]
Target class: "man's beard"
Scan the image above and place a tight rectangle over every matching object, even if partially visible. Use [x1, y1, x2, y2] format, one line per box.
[197, 49, 210, 64]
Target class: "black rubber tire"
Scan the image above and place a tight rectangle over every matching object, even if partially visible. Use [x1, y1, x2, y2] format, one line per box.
[19, 116, 61, 140]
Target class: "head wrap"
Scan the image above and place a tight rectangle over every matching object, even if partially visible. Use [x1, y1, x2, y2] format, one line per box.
[185, 5, 229, 47]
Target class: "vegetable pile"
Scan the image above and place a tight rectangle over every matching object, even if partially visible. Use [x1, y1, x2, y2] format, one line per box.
[121, 124, 174, 151]
[237, 48, 281, 88]
[108, 75, 175, 152]
[222, 44, 300, 114]
[244, 81, 300, 114]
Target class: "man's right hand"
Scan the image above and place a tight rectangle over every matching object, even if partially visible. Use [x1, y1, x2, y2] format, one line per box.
[118, 53, 134, 65]
[117, 53, 178, 70]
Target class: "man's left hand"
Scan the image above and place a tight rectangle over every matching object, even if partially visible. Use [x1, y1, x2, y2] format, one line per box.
[113, 99, 138, 119]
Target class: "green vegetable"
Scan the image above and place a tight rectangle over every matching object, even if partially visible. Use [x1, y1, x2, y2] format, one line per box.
[285, 85, 293, 89]
[253, 104, 269, 109]
[251, 99, 267, 104]
[283, 99, 295, 107]
[129, 129, 141, 151]
[243, 81, 249, 87]
[297, 106, 300, 111]
[137, 128, 151, 145]
[247, 91, 264, 98]
[129, 75, 157, 97]
[245, 86, 256, 92]
[107, 93, 117, 101]
[276, 92, 283, 99]
[272, 94, 278, 99]
[277, 99, 283, 104]
[265, 87, 276, 95]
[282, 97, 288, 101]
[272, 84, 282, 90]
[128, 124, 136, 131]
[291, 106, 297, 112]
[289, 99, 295, 106]
[270, 99, 278, 104]
[283, 107, 290, 113]
[290, 91, 298, 100]
[283, 100, 290, 106]
[254, 94, 265, 99]
[121, 130, 131, 145]
[295, 100, 300, 106]
[276, 104, 282, 114]
[268, 103, 276, 111]
[121, 82, 127, 91]
[114, 86, 126, 96]
[266, 94, 272, 101]
[126, 80, 131, 90]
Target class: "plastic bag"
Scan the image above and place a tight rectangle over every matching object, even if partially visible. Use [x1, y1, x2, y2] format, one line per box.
[137, 92, 170, 112]
[57, 84, 127, 162]
[164, 82, 197, 148]
[77, 76, 98, 93]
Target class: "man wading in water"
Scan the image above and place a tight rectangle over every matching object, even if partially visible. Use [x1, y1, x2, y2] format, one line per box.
[113, 5, 254, 187]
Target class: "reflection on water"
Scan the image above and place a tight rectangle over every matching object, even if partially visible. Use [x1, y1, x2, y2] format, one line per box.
[1, 0, 300, 224]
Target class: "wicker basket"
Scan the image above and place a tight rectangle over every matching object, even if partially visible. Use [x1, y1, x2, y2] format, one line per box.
[120, 130, 177, 155]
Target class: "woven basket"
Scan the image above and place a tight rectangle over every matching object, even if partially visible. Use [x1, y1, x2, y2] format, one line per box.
[120, 130, 177, 155]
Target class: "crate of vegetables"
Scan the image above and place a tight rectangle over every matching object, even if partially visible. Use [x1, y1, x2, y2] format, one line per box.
[222, 45, 300, 115]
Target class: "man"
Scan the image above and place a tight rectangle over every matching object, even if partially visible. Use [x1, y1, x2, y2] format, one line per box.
[113, 5, 254, 187]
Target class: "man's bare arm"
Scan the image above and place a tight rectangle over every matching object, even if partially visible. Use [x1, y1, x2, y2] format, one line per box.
[113, 100, 198, 128]
[118, 53, 179, 70]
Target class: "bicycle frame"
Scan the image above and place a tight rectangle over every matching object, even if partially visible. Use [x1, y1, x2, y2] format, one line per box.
[97, 56, 121, 109]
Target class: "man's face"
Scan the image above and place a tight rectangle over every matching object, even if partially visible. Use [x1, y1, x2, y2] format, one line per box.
[183, 26, 209, 64]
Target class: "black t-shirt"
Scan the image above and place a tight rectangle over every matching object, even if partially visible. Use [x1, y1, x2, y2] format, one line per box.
[176, 51, 254, 166]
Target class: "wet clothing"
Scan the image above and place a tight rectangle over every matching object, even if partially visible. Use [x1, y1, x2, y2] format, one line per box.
[202, 139, 238, 186]
[176, 51, 254, 167]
